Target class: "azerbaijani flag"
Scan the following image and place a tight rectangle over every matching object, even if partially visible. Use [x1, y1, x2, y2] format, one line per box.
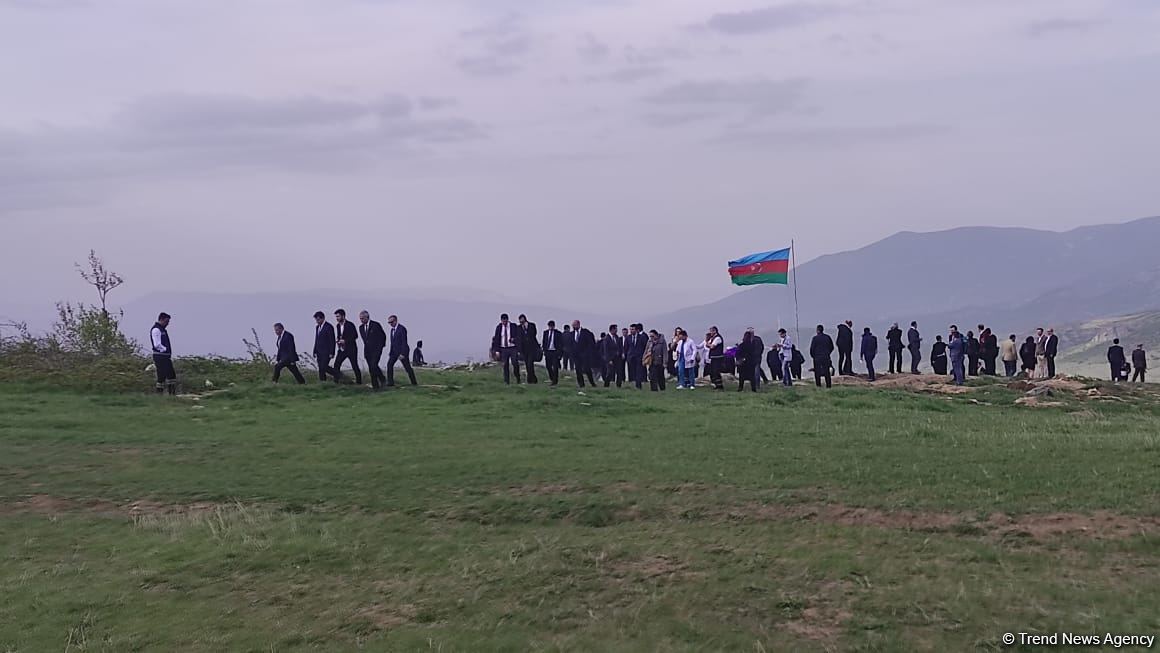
[727, 247, 791, 286]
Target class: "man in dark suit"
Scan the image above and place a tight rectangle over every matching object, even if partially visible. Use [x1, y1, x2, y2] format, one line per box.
[332, 308, 362, 385]
[542, 320, 564, 387]
[272, 322, 306, 384]
[1045, 328, 1059, 378]
[886, 323, 904, 374]
[625, 324, 648, 389]
[358, 310, 387, 389]
[517, 314, 540, 384]
[810, 324, 835, 388]
[561, 325, 573, 371]
[312, 311, 337, 382]
[836, 320, 854, 375]
[602, 324, 624, 388]
[1108, 338, 1126, 382]
[570, 320, 597, 387]
[386, 315, 418, 386]
[492, 313, 523, 385]
[907, 321, 922, 374]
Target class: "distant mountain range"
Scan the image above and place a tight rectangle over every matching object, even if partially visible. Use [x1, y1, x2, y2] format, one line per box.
[651, 216, 1160, 346]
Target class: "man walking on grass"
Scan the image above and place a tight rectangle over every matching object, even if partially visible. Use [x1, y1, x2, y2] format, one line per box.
[860, 327, 878, 382]
[272, 322, 305, 385]
[150, 312, 177, 395]
[333, 309, 362, 385]
[313, 311, 337, 382]
[359, 311, 387, 390]
[386, 315, 418, 387]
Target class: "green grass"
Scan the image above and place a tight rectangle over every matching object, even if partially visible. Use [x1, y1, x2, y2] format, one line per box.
[2, 369, 1159, 651]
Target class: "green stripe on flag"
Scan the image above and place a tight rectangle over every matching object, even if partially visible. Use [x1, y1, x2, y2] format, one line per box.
[731, 273, 788, 286]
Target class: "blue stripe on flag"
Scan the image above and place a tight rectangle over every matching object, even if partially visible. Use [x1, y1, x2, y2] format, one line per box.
[727, 247, 791, 268]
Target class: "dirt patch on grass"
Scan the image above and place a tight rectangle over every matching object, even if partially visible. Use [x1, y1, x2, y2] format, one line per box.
[0, 494, 224, 518]
[725, 502, 1160, 542]
[832, 373, 973, 394]
[608, 554, 703, 582]
[349, 603, 418, 631]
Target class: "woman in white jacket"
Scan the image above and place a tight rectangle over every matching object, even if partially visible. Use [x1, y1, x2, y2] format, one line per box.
[676, 329, 699, 389]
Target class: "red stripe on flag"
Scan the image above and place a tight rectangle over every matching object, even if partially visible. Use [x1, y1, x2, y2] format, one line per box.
[729, 259, 789, 277]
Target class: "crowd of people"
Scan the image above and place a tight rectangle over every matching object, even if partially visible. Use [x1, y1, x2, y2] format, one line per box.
[484, 314, 1150, 391]
[145, 310, 1149, 395]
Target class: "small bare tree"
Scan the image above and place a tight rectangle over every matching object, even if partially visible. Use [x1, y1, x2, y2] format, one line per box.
[53, 250, 138, 356]
[76, 249, 125, 317]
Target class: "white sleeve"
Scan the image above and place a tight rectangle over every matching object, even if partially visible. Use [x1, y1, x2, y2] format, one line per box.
[150, 327, 166, 353]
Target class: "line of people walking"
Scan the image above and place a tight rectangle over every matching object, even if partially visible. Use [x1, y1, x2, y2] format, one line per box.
[484, 314, 1148, 391]
[273, 309, 421, 389]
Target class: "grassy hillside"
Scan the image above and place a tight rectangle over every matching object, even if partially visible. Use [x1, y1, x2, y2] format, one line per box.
[2, 370, 1159, 651]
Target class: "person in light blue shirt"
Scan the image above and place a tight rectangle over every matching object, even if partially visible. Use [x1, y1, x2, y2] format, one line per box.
[778, 329, 794, 387]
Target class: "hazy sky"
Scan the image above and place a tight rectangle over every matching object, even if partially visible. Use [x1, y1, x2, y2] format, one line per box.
[3, 0, 1159, 319]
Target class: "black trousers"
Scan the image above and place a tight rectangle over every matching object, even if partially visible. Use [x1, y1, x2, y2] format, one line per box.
[500, 347, 521, 384]
[273, 361, 306, 384]
[575, 359, 595, 387]
[561, 353, 571, 370]
[604, 358, 624, 387]
[1132, 369, 1146, 383]
[1046, 355, 1056, 378]
[709, 358, 723, 388]
[837, 349, 853, 375]
[333, 347, 362, 384]
[968, 356, 979, 376]
[365, 350, 386, 389]
[153, 354, 177, 394]
[737, 365, 757, 392]
[908, 346, 922, 373]
[984, 356, 997, 376]
[315, 354, 337, 381]
[544, 351, 561, 385]
[888, 349, 903, 373]
[813, 358, 832, 388]
[628, 357, 645, 389]
[387, 353, 418, 386]
[932, 357, 948, 375]
[649, 364, 666, 391]
[522, 350, 539, 384]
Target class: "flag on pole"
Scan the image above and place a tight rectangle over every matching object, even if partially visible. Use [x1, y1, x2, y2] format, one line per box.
[727, 247, 791, 286]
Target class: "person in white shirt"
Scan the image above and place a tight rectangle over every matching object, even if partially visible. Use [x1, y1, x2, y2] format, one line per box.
[778, 328, 795, 387]
[149, 312, 177, 395]
[675, 328, 699, 389]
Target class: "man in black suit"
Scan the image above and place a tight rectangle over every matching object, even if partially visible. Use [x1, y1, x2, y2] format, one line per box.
[1108, 338, 1126, 382]
[810, 324, 835, 388]
[358, 310, 387, 390]
[492, 313, 523, 385]
[626, 324, 648, 389]
[386, 315, 418, 386]
[570, 320, 597, 387]
[542, 320, 564, 387]
[272, 322, 306, 384]
[602, 324, 624, 388]
[312, 311, 337, 382]
[332, 308, 362, 385]
[1045, 328, 1059, 378]
[517, 314, 540, 384]
[907, 321, 922, 374]
[561, 325, 573, 370]
[836, 320, 854, 376]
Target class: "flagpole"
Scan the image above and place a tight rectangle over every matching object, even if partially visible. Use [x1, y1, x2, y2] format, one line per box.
[791, 239, 801, 346]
